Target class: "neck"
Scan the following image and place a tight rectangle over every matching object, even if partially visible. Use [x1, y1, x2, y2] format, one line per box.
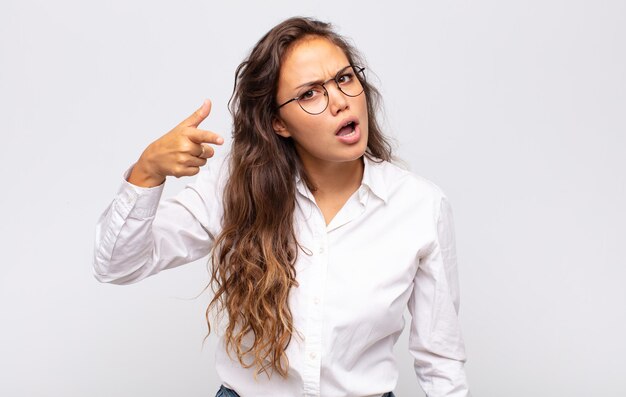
[300, 156, 365, 199]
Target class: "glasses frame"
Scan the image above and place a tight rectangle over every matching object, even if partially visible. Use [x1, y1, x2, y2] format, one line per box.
[277, 65, 366, 115]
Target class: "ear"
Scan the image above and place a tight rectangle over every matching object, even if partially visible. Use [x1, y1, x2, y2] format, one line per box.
[272, 116, 291, 138]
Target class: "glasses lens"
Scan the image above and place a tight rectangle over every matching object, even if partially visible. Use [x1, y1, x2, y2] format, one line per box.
[337, 66, 365, 97]
[297, 85, 328, 114]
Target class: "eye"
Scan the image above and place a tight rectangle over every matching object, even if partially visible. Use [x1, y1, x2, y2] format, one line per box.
[299, 86, 324, 101]
[337, 71, 355, 85]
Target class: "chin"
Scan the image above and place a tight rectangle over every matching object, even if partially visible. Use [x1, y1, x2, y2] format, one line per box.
[337, 141, 368, 163]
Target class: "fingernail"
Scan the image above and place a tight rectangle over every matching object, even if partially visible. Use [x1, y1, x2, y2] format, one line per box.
[216, 137, 224, 144]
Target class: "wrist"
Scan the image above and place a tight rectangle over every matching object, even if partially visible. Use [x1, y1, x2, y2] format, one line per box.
[127, 159, 165, 188]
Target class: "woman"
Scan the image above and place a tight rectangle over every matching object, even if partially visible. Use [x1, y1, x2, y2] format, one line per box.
[94, 17, 470, 397]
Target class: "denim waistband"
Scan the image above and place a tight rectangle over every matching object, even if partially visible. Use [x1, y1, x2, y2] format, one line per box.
[216, 385, 396, 397]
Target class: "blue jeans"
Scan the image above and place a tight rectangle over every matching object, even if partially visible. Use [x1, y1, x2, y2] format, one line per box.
[216, 385, 396, 397]
[215, 385, 240, 397]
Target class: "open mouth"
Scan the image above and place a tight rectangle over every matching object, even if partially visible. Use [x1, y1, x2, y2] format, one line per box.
[336, 120, 357, 137]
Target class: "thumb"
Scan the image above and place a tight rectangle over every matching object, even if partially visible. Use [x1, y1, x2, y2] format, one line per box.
[180, 99, 212, 128]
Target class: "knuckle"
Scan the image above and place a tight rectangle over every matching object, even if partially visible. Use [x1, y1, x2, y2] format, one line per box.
[178, 141, 191, 153]
[172, 165, 184, 177]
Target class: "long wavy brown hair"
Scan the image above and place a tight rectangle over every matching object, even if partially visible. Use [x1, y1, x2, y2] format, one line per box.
[205, 16, 393, 379]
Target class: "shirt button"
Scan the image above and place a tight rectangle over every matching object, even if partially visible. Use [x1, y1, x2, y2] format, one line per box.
[309, 352, 317, 360]
[318, 246, 324, 254]
[314, 297, 320, 305]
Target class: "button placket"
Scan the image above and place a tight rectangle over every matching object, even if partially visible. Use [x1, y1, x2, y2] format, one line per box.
[301, 209, 327, 397]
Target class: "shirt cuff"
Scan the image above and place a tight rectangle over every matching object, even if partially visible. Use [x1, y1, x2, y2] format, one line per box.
[115, 163, 165, 219]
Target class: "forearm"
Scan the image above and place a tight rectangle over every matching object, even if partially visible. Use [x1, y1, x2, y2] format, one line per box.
[93, 169, 165, 284]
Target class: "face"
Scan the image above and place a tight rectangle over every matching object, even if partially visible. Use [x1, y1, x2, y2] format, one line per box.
[273, 36, 369, 170]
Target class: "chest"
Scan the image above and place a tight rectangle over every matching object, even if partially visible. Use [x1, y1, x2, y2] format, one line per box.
[289, 190, 435, 335]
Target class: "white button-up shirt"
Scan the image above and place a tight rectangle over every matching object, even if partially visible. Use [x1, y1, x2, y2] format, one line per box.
[94, 155, 470, 397]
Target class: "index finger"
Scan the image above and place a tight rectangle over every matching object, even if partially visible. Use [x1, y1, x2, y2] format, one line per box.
[186, 128, 224, 145]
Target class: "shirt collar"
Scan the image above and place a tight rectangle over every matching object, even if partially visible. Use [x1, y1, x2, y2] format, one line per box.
[294, 155, 389, 204]
[361, 155, 389, 204]
[294, 167, 310, 200]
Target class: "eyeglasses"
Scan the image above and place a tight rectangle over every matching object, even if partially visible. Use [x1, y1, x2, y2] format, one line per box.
[277, 65, 366, 115]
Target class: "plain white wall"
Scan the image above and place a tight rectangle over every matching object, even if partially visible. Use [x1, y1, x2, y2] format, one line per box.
[1, 0, 624, 396]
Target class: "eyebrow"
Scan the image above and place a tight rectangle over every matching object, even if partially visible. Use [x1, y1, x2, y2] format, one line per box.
[293, 65, 351, 91]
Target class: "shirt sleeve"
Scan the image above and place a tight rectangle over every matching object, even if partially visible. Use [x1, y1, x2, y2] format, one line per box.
[407, 194, 471, 396]
[93, 158, 227, 285]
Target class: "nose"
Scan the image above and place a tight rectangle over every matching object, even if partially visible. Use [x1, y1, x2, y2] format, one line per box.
[326, 83, 348, 115]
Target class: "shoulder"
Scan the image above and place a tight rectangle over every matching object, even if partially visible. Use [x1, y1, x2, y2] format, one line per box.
[364, 157, 453, 257]
[366, 157, 449, 207]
